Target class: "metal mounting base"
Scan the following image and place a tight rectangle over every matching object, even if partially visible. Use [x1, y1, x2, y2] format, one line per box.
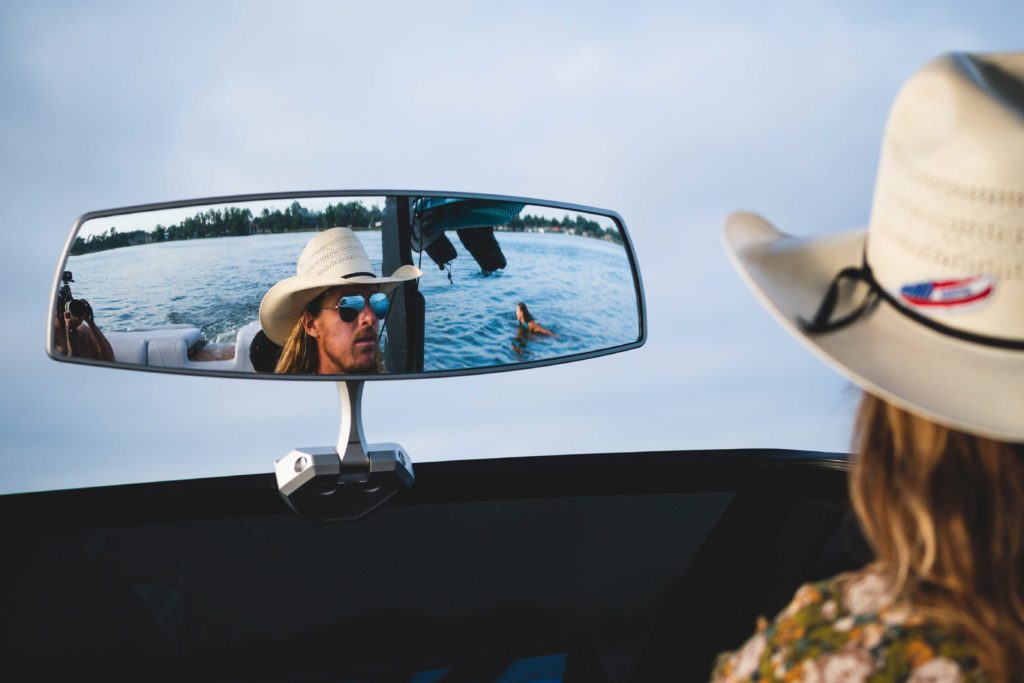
[274, 381, 414, 522]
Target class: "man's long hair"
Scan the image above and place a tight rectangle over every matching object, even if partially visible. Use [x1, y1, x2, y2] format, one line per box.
[274, 294, 324, 374]
[851, 393, 1024, 681]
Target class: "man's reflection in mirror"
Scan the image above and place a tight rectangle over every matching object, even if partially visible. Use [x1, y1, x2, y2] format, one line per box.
[53, 271, 115, 362]
[259, 228, 421, 375]
[278, 287, 388, 374]
[512, 302, 555, 356]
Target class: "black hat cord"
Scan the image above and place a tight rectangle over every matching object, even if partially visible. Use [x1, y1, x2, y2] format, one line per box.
[798, 257, 1024, 350]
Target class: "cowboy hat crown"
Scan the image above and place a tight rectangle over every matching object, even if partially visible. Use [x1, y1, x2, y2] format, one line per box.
[724, 51, 1024, 441]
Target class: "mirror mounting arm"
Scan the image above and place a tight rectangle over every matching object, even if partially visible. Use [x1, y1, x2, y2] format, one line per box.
[337, 380, 369, 475]
[273, 380, 414, 522]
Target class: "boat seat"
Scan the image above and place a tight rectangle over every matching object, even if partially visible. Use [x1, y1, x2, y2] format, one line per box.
[107, 325, 201, 368]
[107, 336, 148, 366]
[106, 323, 262, 373]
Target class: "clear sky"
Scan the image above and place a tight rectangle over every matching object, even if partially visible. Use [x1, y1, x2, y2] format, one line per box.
[2, 1, 1022, 493]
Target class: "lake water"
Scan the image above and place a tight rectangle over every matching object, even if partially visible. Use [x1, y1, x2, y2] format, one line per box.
[66, 231, 639, 372]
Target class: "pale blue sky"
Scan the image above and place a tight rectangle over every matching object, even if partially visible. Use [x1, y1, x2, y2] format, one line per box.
[2, 1, 1021, 493]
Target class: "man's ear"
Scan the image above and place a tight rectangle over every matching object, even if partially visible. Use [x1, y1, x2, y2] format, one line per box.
[301, 311, 319, 338]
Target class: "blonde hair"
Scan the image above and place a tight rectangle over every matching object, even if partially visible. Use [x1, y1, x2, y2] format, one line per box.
[272, 289, 387, 374]
[274, 294, 325, 374]
[274, 316, 319, 374]
[851, 393, 1024, 681]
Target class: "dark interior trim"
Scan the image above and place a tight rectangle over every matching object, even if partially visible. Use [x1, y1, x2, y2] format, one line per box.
[0, 449, 848, 531]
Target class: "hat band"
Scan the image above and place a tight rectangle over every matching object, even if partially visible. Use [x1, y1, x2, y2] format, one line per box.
[799, 259, 1024, 350]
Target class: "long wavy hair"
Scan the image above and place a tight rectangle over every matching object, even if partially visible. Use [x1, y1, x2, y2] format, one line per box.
[274, 293, 325, 374]
[273, 289, 386, 374]
[850, 393, 1024, 681]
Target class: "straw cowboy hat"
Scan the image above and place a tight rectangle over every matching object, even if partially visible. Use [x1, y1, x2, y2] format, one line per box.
[724, 51, 1024, 442]
[260, 227, 421, 346]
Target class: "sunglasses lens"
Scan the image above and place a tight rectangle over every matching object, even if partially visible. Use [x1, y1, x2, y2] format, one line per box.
[337, 295, 365, 323]
[369, 292, 389, 318]
[336, 293, 389, 322]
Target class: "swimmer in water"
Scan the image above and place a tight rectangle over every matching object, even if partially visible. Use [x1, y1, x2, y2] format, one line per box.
[513, 301, 556, 356]
[515, 302, 555, 337]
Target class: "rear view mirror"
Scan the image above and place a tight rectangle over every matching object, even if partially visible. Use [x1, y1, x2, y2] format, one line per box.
[48, 191, 647, 520]
[48, 191, 646, 380]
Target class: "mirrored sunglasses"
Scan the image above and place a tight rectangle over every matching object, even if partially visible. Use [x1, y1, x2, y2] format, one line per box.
[330, 292, 390, 323]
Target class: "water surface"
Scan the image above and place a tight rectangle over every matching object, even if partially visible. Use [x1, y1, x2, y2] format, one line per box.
[66, 231, 639, 372]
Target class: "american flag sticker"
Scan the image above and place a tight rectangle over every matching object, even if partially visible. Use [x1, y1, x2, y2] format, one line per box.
[899, 275, 996, 310]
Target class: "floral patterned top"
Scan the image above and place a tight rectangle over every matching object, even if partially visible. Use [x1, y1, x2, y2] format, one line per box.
[710, 565, 989, 682]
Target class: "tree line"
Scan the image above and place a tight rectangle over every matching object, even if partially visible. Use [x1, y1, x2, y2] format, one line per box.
[502, 213, 623, 243]
[71, 200, 384, 255]
[70, 201, 621, 256]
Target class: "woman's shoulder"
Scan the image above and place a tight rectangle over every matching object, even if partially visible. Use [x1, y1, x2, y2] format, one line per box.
[710, 565, 987, 682]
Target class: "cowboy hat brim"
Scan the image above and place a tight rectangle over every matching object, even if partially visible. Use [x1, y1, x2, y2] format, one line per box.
[259, 265, 422, 347]
[724, 211, 1024, 442]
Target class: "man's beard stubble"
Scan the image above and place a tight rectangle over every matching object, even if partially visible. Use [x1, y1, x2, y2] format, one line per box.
[327, 327, 380, 374]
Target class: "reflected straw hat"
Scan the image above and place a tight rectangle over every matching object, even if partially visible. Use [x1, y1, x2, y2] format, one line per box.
[260, 227, 421, 346]
[724, 51, 1024, 442]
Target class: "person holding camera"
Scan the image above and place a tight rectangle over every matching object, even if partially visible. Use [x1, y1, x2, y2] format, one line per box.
[53, 272, 114, 362]
[63, 298, 114, 362]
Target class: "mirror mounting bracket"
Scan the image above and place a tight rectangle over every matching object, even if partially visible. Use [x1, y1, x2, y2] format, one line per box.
[274, 381, 414, 522]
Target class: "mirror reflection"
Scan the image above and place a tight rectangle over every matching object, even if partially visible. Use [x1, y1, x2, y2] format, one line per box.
[54, 194, 641, 378]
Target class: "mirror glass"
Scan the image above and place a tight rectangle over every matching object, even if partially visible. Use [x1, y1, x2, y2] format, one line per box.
[51, 193, 643, 379]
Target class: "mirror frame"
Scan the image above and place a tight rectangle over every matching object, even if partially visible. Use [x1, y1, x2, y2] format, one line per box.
[48, 190, 647, 380]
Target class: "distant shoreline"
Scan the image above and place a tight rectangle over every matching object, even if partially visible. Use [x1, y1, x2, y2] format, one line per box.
[71, 200, 622, 256]
[70, 225, 380, 256]
[70, 200, 386, 256]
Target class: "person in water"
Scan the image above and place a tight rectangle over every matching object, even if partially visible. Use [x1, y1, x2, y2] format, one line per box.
[512, 301, 556, 356]
[713, 52, 1024, 681]
[259, 227, 421, 374]
[515, 302, 555, 337]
